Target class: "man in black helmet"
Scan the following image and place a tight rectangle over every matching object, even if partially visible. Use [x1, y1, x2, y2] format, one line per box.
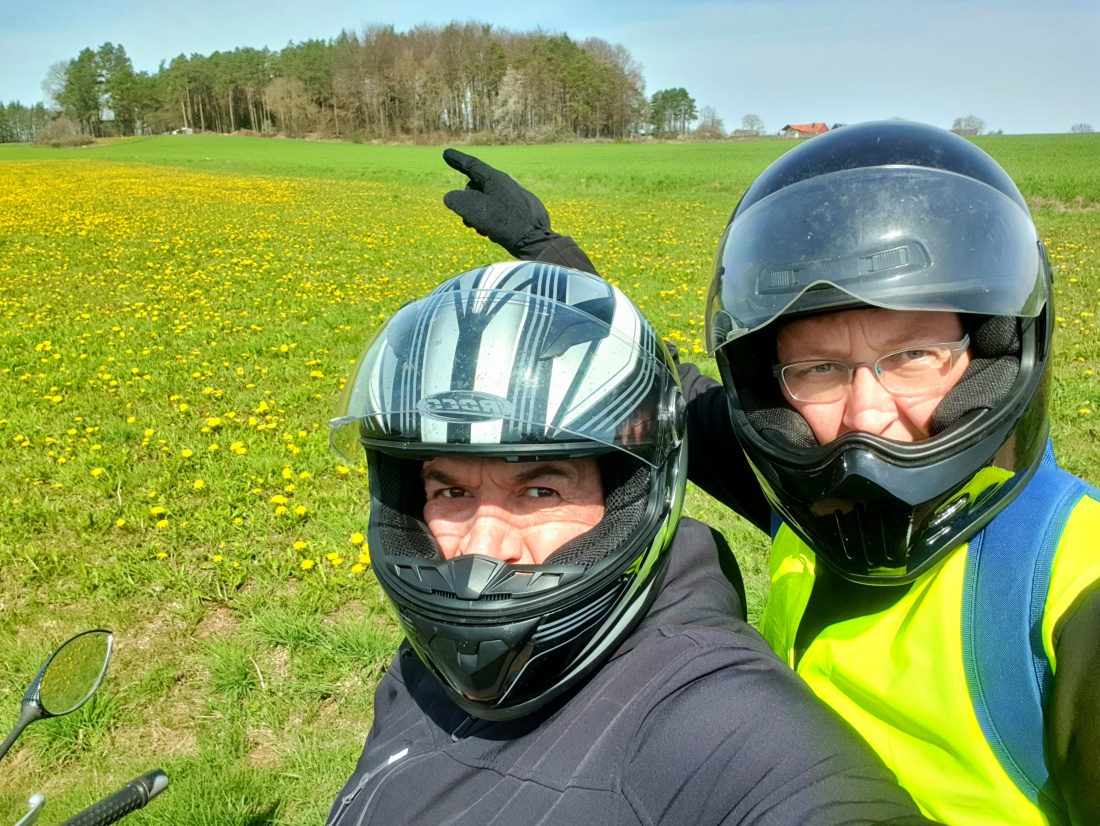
[441, 123, 1100, 826]
[325, 261, 937, 825]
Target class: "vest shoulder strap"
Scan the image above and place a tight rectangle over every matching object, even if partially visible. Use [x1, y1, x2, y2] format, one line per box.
[962, 441, 1092, 821]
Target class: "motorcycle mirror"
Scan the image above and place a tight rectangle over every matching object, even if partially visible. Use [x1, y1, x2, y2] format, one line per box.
[0, 630, 113, 763]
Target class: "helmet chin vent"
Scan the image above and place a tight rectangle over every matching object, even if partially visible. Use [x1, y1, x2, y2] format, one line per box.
[823, 500, 907, 573]
[431, 589, 512, 601]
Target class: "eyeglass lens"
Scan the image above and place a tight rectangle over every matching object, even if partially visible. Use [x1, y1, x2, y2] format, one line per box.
[781, 344, 960, 402]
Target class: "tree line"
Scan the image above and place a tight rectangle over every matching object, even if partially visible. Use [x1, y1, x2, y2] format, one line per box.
[0, 23, 710, 143]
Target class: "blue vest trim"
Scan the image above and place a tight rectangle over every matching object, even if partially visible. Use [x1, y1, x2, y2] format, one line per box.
[962, 441, 1092, 822]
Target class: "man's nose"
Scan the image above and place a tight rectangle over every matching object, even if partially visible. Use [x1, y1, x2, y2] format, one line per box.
[842, 365, 897, 434]
[457, 510, 526, 563]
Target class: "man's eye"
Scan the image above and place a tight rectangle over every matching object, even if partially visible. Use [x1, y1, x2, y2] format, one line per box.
[525, 487, 558, 499]
[438, 487, 468, 499]
[794, 361, 840, 379]
[882, 348, 935, 367]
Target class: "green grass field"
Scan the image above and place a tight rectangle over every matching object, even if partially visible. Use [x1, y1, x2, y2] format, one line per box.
[1, 133, 1097, 825]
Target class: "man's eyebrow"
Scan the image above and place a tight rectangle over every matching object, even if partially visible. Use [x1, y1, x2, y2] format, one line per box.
[790, 328, 950, 360]
[421, 468, 460, 486]
[512, 464, 575, 485]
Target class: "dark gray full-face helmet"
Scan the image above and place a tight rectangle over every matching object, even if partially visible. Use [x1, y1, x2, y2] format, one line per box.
[331, 262, 687, 719]
[705, 121, 1053, 584]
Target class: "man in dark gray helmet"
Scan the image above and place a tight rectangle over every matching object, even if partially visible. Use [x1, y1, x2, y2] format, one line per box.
[325, 261, 937, 825]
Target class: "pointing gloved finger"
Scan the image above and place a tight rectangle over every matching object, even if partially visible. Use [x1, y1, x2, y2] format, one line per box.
[442, 148, 497, 189]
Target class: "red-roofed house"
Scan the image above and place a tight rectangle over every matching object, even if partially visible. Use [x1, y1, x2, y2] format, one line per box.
[780, 123, 829, 138]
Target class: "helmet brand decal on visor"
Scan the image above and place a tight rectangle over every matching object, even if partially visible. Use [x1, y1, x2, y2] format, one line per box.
[418, 391, 516, 423]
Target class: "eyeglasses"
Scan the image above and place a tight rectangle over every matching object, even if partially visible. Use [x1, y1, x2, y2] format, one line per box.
[773, 335, 970, 403]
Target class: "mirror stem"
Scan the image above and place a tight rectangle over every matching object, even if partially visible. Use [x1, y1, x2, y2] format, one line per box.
[0, 703, 43, 763]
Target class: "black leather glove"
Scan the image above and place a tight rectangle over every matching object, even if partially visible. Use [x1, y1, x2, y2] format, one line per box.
[443, 148, 599, 275]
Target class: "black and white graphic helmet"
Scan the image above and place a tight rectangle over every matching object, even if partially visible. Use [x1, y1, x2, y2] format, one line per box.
[705, 120, 1052, 583]
[331, 262, 687, 719]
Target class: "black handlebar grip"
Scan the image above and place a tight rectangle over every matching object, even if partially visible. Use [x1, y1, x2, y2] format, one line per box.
[58, 769, 168, 826]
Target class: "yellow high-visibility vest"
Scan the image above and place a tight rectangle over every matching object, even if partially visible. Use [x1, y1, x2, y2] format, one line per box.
[761, 493, 1100, 825]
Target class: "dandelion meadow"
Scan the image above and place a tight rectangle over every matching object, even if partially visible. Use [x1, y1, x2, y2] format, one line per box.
[1, 133, 1098, 823]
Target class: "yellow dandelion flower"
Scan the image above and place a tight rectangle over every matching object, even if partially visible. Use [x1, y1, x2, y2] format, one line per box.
[350, 532, 365, 546]
[90, 467, 105, 477]
[294, 505, 307, 516]
[181, 449, 193, 458]
[155, 519, 169, 529]
[193, 480, 205, 490]
[299, 559, 315, 570]
[116, 518, 126, 527]
[150, 505, 166, 516]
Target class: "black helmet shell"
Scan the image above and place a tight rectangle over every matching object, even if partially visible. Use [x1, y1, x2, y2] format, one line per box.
[707, 121, 1053, 583]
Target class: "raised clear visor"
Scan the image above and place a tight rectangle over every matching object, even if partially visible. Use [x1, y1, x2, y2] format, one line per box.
[707, 165, 1046, 353]
[330, 289, 681, 467]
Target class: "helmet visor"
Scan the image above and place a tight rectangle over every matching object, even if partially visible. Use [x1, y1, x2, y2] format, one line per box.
[331, 290, 681, 467]
[707, 165, 1046, 353]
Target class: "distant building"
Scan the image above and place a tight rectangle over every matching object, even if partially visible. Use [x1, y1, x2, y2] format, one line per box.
[780, 123, 829, 138]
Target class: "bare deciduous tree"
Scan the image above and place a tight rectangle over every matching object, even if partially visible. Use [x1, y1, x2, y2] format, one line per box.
[695, 106, 725, 140]
[42, 62, 69, 107]
[1070, 123, 1094, 133]
[740, 113, 764, 135]
[263, 76, 317, 137]
[951, 114, 985, 136]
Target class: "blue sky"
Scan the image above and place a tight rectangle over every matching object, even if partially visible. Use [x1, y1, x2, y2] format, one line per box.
[1, 0, 1096, 134]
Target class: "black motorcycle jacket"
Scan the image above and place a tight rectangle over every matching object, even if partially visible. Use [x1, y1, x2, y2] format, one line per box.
[327, 518, 937, 826]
